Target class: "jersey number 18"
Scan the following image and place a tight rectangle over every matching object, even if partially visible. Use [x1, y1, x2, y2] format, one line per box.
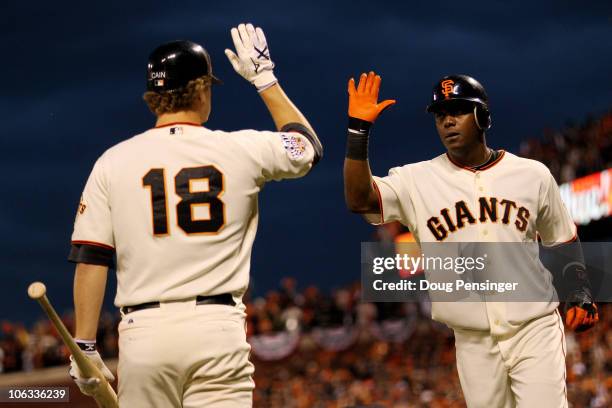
[142, 165, 225, 236]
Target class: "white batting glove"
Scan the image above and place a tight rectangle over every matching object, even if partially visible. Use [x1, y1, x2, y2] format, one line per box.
[225, 23, 278, 92]
[69, 346, 115, 396]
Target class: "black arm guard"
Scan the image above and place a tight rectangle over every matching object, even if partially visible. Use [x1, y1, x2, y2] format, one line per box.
[548, 236, 593, 304]
[280, 122, 323, 166]
[68, 243, 115, 267]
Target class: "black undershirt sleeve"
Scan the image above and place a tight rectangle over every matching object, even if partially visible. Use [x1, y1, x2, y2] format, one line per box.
[546, 236, 593, 304]
[68, 243, 115, 267]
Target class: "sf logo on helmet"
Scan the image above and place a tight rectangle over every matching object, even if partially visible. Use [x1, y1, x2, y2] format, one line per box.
[441, 80, 455, 99]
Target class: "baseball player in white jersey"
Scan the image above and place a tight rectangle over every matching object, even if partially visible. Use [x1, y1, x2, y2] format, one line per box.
[67, 23, 322, 407]
[343, 72, 598, 407]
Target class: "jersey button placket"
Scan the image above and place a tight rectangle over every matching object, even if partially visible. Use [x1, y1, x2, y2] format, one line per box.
[474, 172, 485, 240]
[475, 171, 492, 240]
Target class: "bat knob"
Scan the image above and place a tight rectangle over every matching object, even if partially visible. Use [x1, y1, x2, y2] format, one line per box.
[28, 281, 47, 299]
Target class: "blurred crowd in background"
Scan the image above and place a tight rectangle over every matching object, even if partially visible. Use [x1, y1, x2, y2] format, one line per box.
[2, 112, 611, 407]
[1, 282, 610, 407]
[519, 111, 612, 183]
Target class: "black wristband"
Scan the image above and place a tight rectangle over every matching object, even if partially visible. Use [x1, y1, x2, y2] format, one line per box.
[75, 339, 97, 353]
[346, 117, 373, 160]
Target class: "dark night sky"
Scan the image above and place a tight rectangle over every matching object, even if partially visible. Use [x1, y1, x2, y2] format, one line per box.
[2, 0, 611, 323]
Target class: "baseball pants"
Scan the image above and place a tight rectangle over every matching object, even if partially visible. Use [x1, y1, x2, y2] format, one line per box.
[453, 310, 567, 408]
[117, 300, 255, 407]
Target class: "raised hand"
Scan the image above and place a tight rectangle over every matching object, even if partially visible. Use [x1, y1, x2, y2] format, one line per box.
[225, 23, 277, 92]
[348, 71, 396, 123]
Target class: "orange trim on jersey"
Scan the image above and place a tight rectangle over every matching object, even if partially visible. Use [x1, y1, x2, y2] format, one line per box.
[558, 231, 578, 245]
[542, 230, 578, 247]
[372, 181, 384, 224]
[560, 231, 578, 244]
[154, 122, 202, 129]
[71, 240, 115, 250]
[478, 150, 506, 170]
[446, 150, 506, 172]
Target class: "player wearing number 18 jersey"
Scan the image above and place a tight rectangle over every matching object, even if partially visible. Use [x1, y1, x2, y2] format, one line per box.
[74, 120, 315, 306]
[68, 23, 322, 407]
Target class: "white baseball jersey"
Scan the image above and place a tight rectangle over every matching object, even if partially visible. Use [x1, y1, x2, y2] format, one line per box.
[72, 123, 314, 307]
[368, 150, 577, 335]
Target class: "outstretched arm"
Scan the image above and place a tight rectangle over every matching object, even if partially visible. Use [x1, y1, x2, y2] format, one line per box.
[258, 84, 312, 132]
[225, 23, 322, 162]
[344, 72, 395, 213]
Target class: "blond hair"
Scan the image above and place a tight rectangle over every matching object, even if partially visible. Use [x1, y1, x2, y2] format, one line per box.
[143, 76, 211, 116]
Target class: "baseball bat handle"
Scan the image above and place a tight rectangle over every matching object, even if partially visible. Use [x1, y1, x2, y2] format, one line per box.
[28, 282, 118, 408]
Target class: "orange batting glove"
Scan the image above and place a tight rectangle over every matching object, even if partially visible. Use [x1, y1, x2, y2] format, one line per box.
[565, 302, 599, 332]
[348, 71, 396, 123]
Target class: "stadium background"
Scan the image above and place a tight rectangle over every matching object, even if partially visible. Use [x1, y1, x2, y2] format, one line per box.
[1, 0, 610, 407]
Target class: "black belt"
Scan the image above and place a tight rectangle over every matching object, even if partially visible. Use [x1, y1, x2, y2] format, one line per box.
[121, 293, 235, 315]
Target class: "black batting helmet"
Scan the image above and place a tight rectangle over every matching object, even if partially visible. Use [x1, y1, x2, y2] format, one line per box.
[426, 74, 491, 130]
[146, 40, 222, 93]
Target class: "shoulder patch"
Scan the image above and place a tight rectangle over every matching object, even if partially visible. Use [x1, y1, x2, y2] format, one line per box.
[279, 133, 307, 160]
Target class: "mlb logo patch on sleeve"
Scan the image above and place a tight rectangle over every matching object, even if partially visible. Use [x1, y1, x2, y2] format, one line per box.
[279, 133, 306, 159]
[170, 127, 183, 135]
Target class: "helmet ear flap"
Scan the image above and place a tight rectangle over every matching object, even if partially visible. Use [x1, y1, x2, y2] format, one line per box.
[473, 104, 492, 130]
